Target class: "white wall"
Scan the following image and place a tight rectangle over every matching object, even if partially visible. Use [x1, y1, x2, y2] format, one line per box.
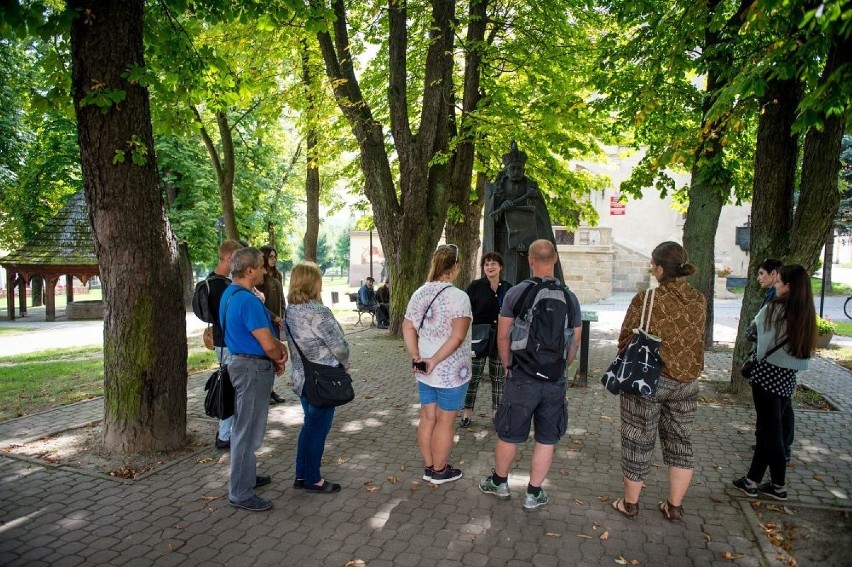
[577, 147, 752, 276]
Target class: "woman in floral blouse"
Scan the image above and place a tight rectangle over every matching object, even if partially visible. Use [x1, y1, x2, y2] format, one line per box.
[285, 262, 350, 494]
[611, 241, 706, 522]
[402, 244, 472, 485]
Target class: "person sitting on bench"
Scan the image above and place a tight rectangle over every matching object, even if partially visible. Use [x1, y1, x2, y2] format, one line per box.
[358, 277, 389, 329]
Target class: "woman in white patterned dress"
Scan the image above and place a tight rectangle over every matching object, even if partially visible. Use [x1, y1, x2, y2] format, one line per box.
[402, 244, 472, 485]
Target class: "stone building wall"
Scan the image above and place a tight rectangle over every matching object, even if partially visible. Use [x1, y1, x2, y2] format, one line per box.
[612, 243, 652, 293]
[557, 227, 614, 304]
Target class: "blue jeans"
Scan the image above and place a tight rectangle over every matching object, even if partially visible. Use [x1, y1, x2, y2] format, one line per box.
[228, 356, 274, 502]
[216, 347, 233, 441]
[296, 394, 336, 485]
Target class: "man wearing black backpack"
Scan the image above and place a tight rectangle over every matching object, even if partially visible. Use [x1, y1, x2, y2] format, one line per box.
[479, 239, 581, 510]
[194, 239, 243, 449]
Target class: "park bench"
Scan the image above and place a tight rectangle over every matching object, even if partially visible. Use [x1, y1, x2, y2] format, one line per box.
[347, 292, 375, 327]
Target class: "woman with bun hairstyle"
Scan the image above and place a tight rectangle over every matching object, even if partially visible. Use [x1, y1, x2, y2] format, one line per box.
[732, 264, 815, 502]
[611, 242, 706, 522]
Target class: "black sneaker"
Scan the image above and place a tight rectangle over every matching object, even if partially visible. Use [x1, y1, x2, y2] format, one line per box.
[255, 474, 272, 488]
[215, 435, 230, 450]
[732, 477, 758, 497]
[429, 464, 462, 485]
[229, 495, 272, 512]
[422, 467, 432, 481]
[757, 482, 788, 501]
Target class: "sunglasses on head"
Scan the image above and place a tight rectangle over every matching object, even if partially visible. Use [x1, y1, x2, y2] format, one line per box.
[437, 243, 459, 262]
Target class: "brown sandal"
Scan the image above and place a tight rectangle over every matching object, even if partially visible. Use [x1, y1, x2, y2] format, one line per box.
[612, 497, 639, 519]
[659, 500, 683, 522]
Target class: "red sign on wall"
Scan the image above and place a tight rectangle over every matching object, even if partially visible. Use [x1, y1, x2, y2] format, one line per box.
[610, 196, 626, 215]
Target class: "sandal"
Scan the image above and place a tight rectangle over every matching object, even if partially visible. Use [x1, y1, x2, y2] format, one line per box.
[611, 497, 639, 520]
[659, 500, 683, 522]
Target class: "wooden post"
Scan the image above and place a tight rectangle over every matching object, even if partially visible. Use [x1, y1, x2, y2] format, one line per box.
[66, 274, 74, 303]
[45, 276, 59, 322]
[5, 268, 15, 320]
[18, 275, 26, 317]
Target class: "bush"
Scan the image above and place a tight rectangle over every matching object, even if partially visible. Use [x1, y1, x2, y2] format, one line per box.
[817, 316, 836, 335]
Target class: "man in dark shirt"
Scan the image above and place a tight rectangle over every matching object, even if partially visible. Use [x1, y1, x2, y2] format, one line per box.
[358, 277, 389, 328]
[202, 240, 243, 449]
[479, 240, 581, 511]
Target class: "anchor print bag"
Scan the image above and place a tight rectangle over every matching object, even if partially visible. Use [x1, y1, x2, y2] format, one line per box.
[601, 288, 661, 398]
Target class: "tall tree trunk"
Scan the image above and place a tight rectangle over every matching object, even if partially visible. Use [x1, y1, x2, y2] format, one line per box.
[70, 0, 188, 453]
[447, 172, 487, 287]
[315, 0, 455, 334]
[731, 79, 801, 393]
[302, 43, 320, 262]
[682, 0, 752, 349]
[446, 0, 488, 288]
[789, 38, 850, 271]
[192, 107, 239, 241]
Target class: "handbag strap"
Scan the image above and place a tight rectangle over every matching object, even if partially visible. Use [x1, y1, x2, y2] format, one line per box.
[418, 284, 452, 332]
[283, 319, 319, 373]
[758, 339, 788, 362]
[639, 288, 655, 332]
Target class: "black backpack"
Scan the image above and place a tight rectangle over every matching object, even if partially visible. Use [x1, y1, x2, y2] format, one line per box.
[192, 274, 228, 323]
[509, 278, 574, 382]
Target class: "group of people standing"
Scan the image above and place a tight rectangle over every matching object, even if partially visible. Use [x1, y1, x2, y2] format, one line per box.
[200, 241, 349, 511]
[202, 236, 815, 517]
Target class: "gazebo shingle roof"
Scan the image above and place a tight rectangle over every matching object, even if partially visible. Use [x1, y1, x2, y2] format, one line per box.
[0, 191, 97, 267]
[1, 190, 100, 321]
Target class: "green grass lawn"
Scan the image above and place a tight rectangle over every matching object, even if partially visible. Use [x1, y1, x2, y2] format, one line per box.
[0, 345, 219, 422]
[834, 321, 852, 337]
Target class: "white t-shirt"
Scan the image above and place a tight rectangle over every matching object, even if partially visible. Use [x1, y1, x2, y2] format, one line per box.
[404, 282, 472, 388]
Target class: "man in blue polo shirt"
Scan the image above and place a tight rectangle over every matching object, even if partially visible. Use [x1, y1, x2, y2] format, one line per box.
[220, 247, 288, 512]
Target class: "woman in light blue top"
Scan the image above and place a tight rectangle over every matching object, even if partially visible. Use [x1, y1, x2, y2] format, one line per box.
[733, 264, 815, 501]
[285, 262, 350, 494]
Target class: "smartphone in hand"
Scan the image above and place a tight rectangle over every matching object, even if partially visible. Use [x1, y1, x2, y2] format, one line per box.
[412, 360, 428, 372]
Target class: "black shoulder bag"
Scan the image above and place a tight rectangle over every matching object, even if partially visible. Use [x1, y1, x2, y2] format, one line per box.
[741, 339, 787, 379]
[203, 291, 243, 419]
[285, 320, 354, 408]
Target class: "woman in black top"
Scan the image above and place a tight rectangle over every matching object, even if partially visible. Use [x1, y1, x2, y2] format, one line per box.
[460, 252, 512, 427]
[258, 245, 286, 404]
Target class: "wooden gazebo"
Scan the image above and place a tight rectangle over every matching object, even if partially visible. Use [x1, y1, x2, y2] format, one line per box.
[0, 191, 100, 321]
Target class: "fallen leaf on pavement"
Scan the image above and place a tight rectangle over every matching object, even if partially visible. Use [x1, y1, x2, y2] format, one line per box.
[366, 486, 379, 493]
[545, 532, 561, 537]
[574, 498, 585, 505]
[387, 475, 398, 484]
[337, 456, 348, 464]
[600, 531, 609, 540]
[576, 534, 592, 539]
[721, 551, 744, 560]
[813, 474, 823, 481]
[703, 533, 712, 542]
[346, 560, 366, 567]
[196, 457, 213, 464]
[598, 495, 611, 502]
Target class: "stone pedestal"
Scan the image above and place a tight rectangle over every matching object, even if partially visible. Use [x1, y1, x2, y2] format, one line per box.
[714, 277, 736, 299]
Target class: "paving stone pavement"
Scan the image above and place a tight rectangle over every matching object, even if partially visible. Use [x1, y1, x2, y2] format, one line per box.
[1, 326, 851, 567]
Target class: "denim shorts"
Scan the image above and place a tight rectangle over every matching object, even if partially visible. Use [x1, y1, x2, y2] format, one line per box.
[417, 381, 470, 412]
[493, 373, 567, 445]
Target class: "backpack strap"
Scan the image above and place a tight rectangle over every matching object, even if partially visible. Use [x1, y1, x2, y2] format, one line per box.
[512, 277, 544, 319]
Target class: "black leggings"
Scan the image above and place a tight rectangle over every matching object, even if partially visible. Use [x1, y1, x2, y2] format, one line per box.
[747, 383, 793, 486]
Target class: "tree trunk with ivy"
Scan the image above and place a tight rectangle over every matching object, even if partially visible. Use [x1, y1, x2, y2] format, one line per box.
[70, 0, 188, 453]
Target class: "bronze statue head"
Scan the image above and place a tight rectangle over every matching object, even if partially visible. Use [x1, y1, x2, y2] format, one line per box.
[502, 141, 527, 181]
